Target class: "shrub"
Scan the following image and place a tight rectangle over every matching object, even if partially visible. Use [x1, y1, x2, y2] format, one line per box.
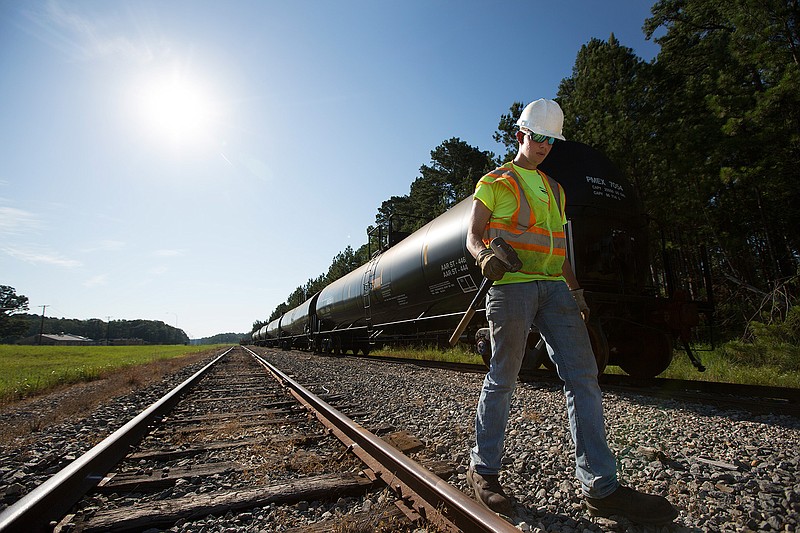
[721, 305, 800, 372]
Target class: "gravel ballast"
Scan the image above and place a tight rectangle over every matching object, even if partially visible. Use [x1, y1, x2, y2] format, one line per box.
[267, 351, 800, 533]
[2, 348, 799, 532]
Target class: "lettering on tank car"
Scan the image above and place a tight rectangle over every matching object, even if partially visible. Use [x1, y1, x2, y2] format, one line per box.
[379, 283, 407, 305]
[429, 280, 454, 295]
[385, 293, 408, 306]
[381, 284, 392, 299]
[585, 175, 627, 201]
[440, 256, 469, 278]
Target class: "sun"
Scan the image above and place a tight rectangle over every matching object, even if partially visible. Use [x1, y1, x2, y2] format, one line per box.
[134, 72, 218, 148]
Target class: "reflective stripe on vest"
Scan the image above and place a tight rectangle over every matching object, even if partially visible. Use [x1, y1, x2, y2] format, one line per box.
[482, 163, 566, 276]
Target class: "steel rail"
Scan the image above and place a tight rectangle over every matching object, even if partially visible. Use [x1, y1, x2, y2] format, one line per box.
[245, 347, 517, 533]
[0, 347, 233, 533]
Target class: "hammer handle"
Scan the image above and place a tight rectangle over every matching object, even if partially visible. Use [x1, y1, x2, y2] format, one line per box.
[448, 277, 492, 346]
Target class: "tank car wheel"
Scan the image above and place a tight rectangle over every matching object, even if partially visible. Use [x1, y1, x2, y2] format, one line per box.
[586, 322, 609, 375]
[521, 333, 549, 371]
[520, 324, 607, 375]
[617, 328, 673, 378]
[540, 350, 556, 370]
[475, 328, 492, 368]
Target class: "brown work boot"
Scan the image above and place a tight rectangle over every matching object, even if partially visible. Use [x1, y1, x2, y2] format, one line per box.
[584, 485, 678, 525]
[467, 465, 513, 516]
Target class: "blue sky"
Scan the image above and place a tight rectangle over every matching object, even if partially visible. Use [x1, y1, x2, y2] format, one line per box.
[1, 1, 660, 339]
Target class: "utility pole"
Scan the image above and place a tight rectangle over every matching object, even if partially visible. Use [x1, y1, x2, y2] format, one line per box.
[38, 305, 48, 345]
[105, 316, 112, 346]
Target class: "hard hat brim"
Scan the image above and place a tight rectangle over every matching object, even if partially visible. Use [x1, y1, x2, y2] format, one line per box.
[519, 126, 566, 141]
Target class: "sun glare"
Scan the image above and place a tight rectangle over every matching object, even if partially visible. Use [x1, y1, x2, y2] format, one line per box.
[135, 72, 218, 149]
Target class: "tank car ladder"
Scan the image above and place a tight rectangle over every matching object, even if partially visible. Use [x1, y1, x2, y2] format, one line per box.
[362, 257, 379, 334]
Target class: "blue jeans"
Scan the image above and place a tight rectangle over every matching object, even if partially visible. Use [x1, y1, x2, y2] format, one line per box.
[470, 280, 619, 498]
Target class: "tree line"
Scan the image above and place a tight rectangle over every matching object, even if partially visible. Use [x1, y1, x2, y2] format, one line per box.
[254, 0, 799, 341]
[558, 0, 799, 336]
[0, 285, 248, 344]
[253, 136, 498, 331]
[0, 286, 189, 345]
[12, 313, 189, 345]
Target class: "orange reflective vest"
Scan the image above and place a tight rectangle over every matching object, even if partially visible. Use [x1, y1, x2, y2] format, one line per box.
[480, 163, 567, 281]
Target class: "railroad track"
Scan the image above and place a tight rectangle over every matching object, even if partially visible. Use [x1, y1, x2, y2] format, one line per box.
[0, 346, 516, 533]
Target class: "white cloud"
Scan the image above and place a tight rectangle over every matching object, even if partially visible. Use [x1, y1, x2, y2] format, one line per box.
[2, 246, 82, 268]
[23, 0, 160, 64]
[0, 206, 41, 236]
[83, 274, 109, 287]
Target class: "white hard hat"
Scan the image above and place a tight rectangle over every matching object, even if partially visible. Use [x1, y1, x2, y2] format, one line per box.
[516, 99, 565, 141]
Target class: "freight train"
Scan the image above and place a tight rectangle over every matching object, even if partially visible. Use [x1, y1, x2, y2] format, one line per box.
[251, 141, 712, 378]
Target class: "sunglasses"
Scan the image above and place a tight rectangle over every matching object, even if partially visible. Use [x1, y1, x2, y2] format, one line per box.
[527, 132, 556, 145]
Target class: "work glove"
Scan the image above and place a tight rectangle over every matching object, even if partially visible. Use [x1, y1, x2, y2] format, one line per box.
[476, 248, 508, 281]
[571, 289, 590, 323]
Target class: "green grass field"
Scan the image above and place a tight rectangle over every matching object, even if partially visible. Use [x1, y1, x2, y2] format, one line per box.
[375, 343, 800, 388]
[2, 339, 797, 406]
[602, 348, 800, 388]
[0, 345, 224, 403]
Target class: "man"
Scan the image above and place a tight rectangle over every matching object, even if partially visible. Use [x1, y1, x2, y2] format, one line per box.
[465, 98, 678, 525]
